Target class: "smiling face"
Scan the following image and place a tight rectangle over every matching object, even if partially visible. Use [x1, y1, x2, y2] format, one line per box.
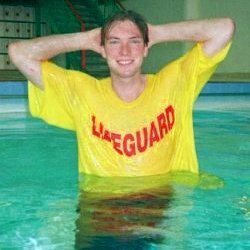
[101, 20, 148, 80]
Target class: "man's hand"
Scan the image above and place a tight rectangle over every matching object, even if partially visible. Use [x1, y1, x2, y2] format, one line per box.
[147, 24, 155, 48]
[86, 28, 102, 54]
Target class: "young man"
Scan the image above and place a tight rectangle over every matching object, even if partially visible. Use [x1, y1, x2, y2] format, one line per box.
[8, 10, 235, 177]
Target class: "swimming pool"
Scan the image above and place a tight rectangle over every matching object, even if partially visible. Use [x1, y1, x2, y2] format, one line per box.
[0, 95, 249, 249]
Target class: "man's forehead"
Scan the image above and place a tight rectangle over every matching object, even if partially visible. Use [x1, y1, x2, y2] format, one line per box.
[106, 20, 142, 37]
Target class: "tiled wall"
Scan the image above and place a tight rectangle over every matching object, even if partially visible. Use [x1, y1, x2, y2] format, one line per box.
[0, 5, 35, 70]
[0, 4, 47, 70]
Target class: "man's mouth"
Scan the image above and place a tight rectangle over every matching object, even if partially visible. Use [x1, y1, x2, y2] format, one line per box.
[117, 60, 133, 65]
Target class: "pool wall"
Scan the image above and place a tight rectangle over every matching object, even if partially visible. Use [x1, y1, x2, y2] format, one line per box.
[0, 81, 250, 96]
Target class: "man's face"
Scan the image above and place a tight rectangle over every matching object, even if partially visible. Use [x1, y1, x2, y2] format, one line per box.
[101, 20, 148, 79]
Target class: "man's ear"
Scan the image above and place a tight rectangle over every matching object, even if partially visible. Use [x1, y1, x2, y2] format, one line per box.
[101, 46, 106, 59]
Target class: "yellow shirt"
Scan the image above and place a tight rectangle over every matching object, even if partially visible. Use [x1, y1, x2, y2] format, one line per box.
[28, 43, 231, 177]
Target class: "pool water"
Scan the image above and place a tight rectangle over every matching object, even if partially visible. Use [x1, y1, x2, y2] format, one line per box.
[0, 95, 249, 250]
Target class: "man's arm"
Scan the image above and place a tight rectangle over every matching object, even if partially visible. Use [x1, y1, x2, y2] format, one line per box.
[148, 18, 235, 56]
[8, 28, 101, 89]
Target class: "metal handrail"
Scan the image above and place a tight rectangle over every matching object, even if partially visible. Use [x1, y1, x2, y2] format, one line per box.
[63, 0, 126, 70]
[115, 0, 126, 10]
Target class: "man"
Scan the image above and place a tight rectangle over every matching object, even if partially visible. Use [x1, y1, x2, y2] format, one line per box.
[8, 10, 235, 177]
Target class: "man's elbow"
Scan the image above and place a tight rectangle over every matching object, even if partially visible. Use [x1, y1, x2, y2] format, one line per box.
[222, 17, 236, 41]
[8, 42, 20, 65]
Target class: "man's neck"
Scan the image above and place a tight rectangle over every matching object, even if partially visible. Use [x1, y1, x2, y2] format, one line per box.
[110, 74, 147, 103]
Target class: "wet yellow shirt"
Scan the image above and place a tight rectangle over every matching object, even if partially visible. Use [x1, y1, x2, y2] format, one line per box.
[29, 43, 231, 176]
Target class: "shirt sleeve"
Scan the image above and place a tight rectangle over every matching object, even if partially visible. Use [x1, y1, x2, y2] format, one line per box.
[181, 41, 232, 100]
[28, 61, 79, 130]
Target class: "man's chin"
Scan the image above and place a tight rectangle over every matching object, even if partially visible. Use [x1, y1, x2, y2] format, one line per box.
[111, 68, 140, 79]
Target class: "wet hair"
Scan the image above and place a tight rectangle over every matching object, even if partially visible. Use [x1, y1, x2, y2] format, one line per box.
[101, 10, 149, 46]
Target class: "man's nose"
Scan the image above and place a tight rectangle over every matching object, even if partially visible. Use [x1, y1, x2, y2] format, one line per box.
[120, 42, 131, 56]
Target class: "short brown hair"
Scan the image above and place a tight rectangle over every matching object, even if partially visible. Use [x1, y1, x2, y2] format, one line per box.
[101, 10, 149, 46]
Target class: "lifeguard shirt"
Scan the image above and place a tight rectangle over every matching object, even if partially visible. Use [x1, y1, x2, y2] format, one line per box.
[28, 42, 231, 177]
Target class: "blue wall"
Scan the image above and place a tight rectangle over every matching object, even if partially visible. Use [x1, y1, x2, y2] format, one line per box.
[0, 81, 250, 96]
[202, 82, 250, 94]
[0, 82, 27, 96]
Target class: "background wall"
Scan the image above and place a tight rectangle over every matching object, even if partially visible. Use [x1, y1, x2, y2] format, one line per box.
[198, 0, 250, 81]
[123, 0, 250, 82]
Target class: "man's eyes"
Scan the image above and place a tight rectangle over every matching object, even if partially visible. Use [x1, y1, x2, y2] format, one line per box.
[107, 39, 143, 45]
[130, 39, 143, 44]
[108, 39, 120, 44]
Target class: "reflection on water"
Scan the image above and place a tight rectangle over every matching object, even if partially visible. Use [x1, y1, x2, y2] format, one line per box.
[75, 176, 172, 249]
[74, 173, 197, 250]
[74, 172, 225, 249]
